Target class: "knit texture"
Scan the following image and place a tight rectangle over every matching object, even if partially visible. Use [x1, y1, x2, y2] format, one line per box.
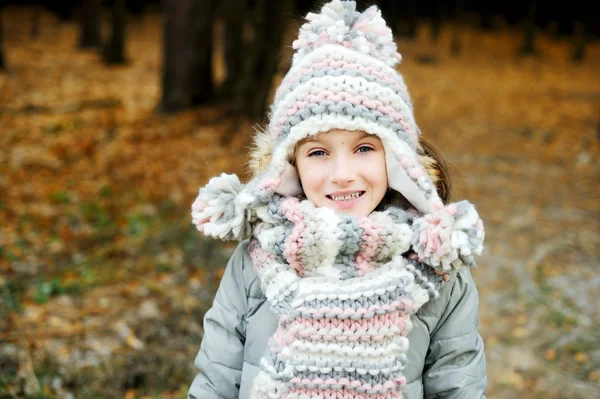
[192, 173, 484, 272]
[190, 1, 487, 250]
[247, 196, 445, 398]
[264, 0, 434, 214]
[190, 3, 487, 396]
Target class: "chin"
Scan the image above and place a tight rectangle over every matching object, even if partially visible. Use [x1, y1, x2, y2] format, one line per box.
[339, 207, 371, 218]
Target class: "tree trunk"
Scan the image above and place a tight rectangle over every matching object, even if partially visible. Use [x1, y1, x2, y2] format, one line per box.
[31, 6, 41, 37]
[571, 21, 586, 63]
[218, 0, 246, 100]
[519, 0, 537, 55]
[231, 0, 291, 119]
[0, 7, 6, 71]
[250, 0, 292, 118]
[547, 20, 559, 40]
[53, 1, 77, 21]
[406, 0, 417, 39]
[479, 1, 496, 31]
[395, 0, 417, 39]
[102, 0, 126, 64]
[159, 0, 215, 113]
[79, 0, 102, 48]
[596, 104, 600, 142]
[431, 0, 442, 43]
[451, 0, 464, 56]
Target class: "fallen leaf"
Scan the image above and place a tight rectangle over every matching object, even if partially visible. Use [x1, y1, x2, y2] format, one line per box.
[485, 336, 498, 347]
[498, 370, 524, 390]
[544, 349, 556, 361]
[574, 352, 589, 364]
[511, 326, 529, 338]
[516, 313, 528, 325]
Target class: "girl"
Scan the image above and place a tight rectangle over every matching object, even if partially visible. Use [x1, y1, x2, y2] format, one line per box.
[189, 1, 487, 398]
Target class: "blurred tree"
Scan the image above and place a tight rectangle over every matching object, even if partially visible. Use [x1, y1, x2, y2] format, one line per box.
[519, 0, 537, 55]
[48, 0, 78, 21]
[431, 0, 442, 43]
[102, 0, 127, 64]
[0, 6, 5, 71]
[450, 0, 464, 56]
[31, 6, 41, 37]
[217, 0, 244, 101]
[160, 0, 216, 113]
[544, 2, 560, 40]
[478, 0, 497, 31]
[547, 20, 559, 40]
[395, 0, 417, 39]
[79, 0, 102, 48]
[229, 0, 293, 119]
[597, 104, 600, 141]
[407, 0, 418, 39]
[571, 21, 586, 63]
[126, 0, 148, 15]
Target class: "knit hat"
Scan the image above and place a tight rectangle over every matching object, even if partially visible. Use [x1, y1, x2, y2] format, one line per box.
[192, 0, 484, 271]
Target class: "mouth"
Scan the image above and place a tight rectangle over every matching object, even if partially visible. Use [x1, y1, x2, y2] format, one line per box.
[326, 191, 365, 202]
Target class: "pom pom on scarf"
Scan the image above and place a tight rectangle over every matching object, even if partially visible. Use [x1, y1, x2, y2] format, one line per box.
[292, 0, 402, 67]
[191, 173, 253, 240]
[412, 200, 484, 271]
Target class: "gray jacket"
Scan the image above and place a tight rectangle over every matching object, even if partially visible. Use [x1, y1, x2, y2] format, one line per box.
[188, 241, 487, 399]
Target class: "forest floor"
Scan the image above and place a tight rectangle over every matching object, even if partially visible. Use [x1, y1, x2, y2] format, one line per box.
[1, 7, 599, 399]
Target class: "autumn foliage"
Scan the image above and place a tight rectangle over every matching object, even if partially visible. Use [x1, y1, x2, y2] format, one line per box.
[0, 6, 599, 399]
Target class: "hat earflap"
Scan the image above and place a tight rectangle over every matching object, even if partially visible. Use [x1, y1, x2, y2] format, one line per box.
[385, 147, 485, 271]
[412, 199, 484, 271]
[191, 171, 280, 241]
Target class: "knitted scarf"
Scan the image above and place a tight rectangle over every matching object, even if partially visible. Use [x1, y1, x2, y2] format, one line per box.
[191, 171, 484, 398]
[246, 195, 458, 399]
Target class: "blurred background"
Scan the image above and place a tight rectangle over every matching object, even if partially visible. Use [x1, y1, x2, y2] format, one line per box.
[0, 0, 598, 398]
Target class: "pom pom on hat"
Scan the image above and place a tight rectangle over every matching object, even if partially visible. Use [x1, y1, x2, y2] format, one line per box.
[191, 173, 254, 240]
[292, 0, 402, 67]
[411, 200, 485, 271]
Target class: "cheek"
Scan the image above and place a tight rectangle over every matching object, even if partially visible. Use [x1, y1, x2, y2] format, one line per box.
[373, 173, 388, 199]
[296, 160, 326, 192]
[365, 155, 388, 191]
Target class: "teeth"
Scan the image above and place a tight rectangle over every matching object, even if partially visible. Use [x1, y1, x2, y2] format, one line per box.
[331, 192, 362, 201]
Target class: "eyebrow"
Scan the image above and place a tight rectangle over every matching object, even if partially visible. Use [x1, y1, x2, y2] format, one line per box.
[301, 131, 373, 143]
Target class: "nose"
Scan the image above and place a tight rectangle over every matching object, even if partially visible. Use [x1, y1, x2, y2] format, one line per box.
[330, 153, 356, 185]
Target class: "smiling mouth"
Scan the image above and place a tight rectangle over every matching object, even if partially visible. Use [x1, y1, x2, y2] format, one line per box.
[326, 191, 365, 201]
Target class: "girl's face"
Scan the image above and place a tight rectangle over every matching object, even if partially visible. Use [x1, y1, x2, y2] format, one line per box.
[295, 129, 388, 218]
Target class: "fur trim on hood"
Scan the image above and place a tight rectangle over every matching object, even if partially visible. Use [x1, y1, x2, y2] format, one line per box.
[248, 125, 442, 190]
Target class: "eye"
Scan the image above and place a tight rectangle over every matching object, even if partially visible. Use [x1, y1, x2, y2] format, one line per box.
[357, 145, 374, 153]
[308, 150, 327, 157]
